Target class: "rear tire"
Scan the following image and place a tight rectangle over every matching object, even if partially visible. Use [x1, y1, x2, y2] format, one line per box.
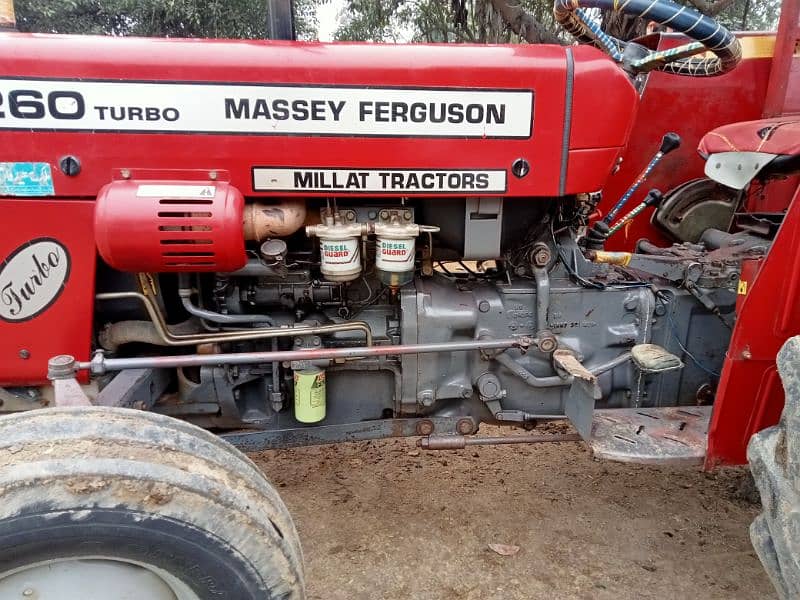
[749, 336, 800, 600]
[0, 406, 304, 599]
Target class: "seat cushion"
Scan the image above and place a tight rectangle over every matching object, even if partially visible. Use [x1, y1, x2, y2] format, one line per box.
[699, 117, 800, 156]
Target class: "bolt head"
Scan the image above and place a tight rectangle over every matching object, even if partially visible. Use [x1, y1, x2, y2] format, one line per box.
[511, 158, 531, 178]
[456, 419, 474, 435]
[416, 420, 435, 436]
[532, 244, 552, 267]
[538, 336, 557, 353]
[59, 155, 81, 177]
[482, 381, 498, 396]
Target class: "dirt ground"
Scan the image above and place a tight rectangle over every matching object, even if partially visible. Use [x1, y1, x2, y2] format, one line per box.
[249, 427, 775, 600]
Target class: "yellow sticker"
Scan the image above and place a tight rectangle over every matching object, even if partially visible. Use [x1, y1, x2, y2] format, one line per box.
[737, 280, 748, 295]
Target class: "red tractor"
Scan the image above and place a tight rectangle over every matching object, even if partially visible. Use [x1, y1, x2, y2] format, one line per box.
[0, 0, 798, 596]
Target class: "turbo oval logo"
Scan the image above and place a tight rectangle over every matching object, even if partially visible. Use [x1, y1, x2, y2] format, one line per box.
[0, 238, 71, 323]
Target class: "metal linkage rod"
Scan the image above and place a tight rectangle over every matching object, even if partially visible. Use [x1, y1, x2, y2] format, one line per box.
[418, 433, 582, 450]
[77, 338, 528, 375]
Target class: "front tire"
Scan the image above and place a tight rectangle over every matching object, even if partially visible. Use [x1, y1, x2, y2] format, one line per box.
[0, 406, 304, 599]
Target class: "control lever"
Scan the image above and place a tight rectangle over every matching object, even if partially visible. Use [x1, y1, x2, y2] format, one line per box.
[607, 189, 664, 238]
[604, 133, 680, 225]
[586, 133, 680, 250]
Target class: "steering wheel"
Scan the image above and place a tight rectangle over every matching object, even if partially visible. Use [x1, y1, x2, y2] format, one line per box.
[553, 0, 741, 77]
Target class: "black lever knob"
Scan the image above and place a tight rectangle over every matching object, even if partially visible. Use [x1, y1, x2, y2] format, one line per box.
[644, 189, 664, 207]
[659, 132, 681, 155]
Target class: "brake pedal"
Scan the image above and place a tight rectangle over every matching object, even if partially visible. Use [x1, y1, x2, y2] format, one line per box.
[631, 344, 683, 373]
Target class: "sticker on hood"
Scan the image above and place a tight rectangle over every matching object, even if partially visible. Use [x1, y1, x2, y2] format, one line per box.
[0, 238, 70, 322]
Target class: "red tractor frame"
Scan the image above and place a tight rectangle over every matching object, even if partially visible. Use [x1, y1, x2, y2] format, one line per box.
[0, 0, 800, 596]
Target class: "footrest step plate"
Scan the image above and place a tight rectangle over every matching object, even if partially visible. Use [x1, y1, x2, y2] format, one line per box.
[590, 406, 711, 465]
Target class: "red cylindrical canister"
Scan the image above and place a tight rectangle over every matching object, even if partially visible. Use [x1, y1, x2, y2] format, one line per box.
[95, 180, 246, 272]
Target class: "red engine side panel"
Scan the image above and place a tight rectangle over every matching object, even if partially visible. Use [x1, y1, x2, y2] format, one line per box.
[0, 34, 638, 199]
[0, 201, 96, 385]
[705, 185, 800, 467]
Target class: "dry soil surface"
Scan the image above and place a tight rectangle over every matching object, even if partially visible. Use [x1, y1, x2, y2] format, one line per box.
[249, 427, 775, 600]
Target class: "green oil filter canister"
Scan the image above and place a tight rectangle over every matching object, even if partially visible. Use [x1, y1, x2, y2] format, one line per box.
[294, 367, 326, 423]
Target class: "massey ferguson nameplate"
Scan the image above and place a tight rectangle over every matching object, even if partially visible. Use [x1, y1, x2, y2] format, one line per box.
[0, 79, 533, 138]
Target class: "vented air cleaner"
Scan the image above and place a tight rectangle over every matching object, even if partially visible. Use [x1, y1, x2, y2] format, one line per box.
[95, 180, 246, 272]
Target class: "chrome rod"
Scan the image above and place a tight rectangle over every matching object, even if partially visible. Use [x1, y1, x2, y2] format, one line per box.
[78, 338, 527, 374]
[418, 432, 582, 449]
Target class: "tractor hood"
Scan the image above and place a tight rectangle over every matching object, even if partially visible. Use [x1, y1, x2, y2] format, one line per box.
[0, 34, 638, 197]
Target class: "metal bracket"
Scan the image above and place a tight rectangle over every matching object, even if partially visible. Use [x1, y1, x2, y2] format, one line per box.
[95, 368, 171, 409]
[553, 349, 602, 439]
[464, 197, 503, 259]
[704, 151, 777, 190]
